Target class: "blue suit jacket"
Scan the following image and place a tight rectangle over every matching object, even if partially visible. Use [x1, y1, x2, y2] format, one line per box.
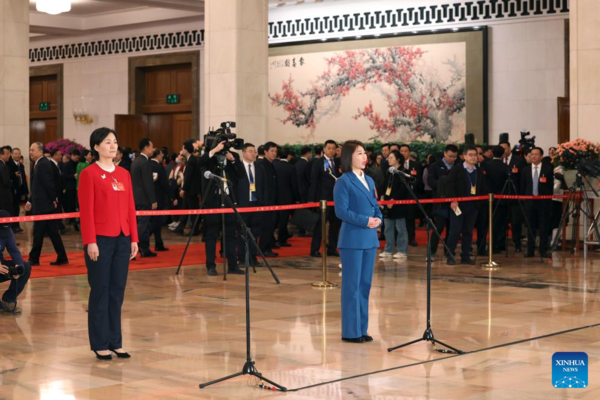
[334, 172, 382, 250]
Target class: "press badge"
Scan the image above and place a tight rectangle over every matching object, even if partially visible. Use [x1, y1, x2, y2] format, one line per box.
[471, 186, 476, 195]
[112, 181, 125, 191]
[250, 183, 256, 192]
[410, 169, 418, 176]
[512, 167, 519, 173]
[540, 176, 547, 183]
[385, 187, 392, 196]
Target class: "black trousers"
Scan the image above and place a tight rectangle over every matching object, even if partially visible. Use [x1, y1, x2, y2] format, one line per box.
[526, 202, 552, 254]
[476, 205, 488, 253]
[29, 219, 68, 263]
[204, 214, 238, 271]
[0, 261, 31, 303]
[135, 204, 151, 253]
[64, 188, 77, 223]
[237, 210, 262, 262]
[149, 215, 166, 248]
[310, 207, 341, 254]
[431, 212, 449, 254]
[259, 210, 278, 253]
[175, 195, 200, 233]
[278, 210, 292, 244]
[447, 209, 479, 260]
[85, 233, 130, 351]
[11, 193, 21, 229]
[510, 203, 524, 247]
[493, 202, 508, 250]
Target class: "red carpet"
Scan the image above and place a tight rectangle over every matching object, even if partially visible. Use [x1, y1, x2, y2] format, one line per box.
[29, 227, 480, 279]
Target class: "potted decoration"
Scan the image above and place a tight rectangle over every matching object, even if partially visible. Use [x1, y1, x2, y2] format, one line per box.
[554, 138, 600, 188]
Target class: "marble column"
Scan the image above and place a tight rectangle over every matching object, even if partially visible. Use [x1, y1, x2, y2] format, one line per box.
[204, 0, 268, 146]
[0, 0, 29, 151]
[569, 0, 600, 141]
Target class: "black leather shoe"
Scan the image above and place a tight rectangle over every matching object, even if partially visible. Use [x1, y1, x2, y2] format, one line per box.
[409, 240, 419, 247]
[461, 258, 476, 265]
[327, 250, 340, 257]
[207, 268, 218, 276]
[515, 246, 522, 253]
[524, 252, 535, 258]
[541, 252, 552, 259]
[228, 269, 245, 275]
[362, 335, 374, 342]
[93, 350, 112, 360]
[342, 337, 366, 343]
[29, 260, 40, 266]
[155, 246, 169, 252]
[263, 251, 279, 257]
[108, 348, 131, 359]
[272, 244, 281, 249]
[277, 243, 292, 247]
[310, 251, 322, 258]
[446, 258, 456, 265]
[50, 260, 69, 266]
[140, 251, 157, 258]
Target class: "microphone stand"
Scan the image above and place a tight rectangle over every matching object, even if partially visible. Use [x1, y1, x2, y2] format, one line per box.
[387, 170, 463, 355]
[199, 178, 285, 391]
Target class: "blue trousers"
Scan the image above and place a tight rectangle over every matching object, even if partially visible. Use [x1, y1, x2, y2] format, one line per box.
[85, 233, 130, 351]
[340, 247, 377, 339]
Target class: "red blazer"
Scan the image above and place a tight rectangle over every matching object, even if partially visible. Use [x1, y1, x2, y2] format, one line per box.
[78, 163, 139, 246]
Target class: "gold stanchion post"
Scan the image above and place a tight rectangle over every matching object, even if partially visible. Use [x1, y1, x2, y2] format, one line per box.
[481, 193, 500, 270]
[312, 200, 338, 288]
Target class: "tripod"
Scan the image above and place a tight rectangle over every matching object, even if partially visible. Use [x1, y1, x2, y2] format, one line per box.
[199, 179, 285, 391]
[476, 174, 541, 263]
[550, 172, 600, 258]
[387, 172, 462, 355]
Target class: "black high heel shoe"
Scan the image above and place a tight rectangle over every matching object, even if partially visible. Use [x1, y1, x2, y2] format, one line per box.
[93, 350, 112, 360]
[108, 348, 131, 359]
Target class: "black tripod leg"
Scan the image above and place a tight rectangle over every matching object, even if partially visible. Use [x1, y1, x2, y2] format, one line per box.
[432, 338, 464, 354]
[176, 213, 201, 275]
[250, 372, 288, 391]
[388, 338, 424, 352]
[199, 371, 244, 389]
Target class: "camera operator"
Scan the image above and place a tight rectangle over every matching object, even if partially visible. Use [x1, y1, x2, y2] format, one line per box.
[201, 134, 245, 276]
[0, 210, 31, 314]
[500, 141, 527, 253]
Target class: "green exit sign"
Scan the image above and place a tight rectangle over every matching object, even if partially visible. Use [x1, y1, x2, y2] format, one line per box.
[39, 102, 50, 111]
[166, 94, 180, 104]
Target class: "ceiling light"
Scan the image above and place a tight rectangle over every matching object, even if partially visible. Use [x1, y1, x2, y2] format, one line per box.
[36, 0, 71, 15]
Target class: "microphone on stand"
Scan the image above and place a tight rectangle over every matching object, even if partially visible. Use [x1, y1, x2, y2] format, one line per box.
[204, 171, 226, 182]
[388, 167, 416, 182]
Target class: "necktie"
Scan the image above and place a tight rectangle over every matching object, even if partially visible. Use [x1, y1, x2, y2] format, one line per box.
[504, 158, 508, 165]
[248, 164, 257, 202]
[533, 166, 539, 196]
[405, 161, 409, 170]
[330, 158, 335, 170]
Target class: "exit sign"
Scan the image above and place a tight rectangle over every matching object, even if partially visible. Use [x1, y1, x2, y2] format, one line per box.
[39, 102, 50, 111]
[166, 94, 180, 104]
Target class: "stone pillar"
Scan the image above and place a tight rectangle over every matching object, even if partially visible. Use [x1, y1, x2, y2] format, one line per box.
[0, 0, 29, 152]
[204, 0, 268, 146]
[569, 0, 600, 141]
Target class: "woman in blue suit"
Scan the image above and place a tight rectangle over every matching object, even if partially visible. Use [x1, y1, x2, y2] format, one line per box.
[334, 140, 382, 343]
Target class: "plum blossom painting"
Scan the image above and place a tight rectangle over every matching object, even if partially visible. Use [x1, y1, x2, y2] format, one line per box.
[269, 42, 469, 144]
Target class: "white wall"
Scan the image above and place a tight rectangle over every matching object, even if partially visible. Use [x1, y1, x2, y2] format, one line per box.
[488, 19, 566, 152]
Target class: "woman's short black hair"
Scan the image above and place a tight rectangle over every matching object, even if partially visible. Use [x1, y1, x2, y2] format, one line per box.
[388, 149, 404, 166]
[340, 140, 365, 173]
[90, 127, 118, 160]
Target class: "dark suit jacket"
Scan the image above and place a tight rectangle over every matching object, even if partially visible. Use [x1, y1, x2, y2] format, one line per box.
[274, 160, 299, 205]
[294, 158, 310, 203]
[30, 157, 57, 215]
[0, 160, 13, 212]
[182, 154, 203, 198]
[445, 162, 486, 211]
[521, 163, 554, 208]
[151, 160, 170, 209]
[200, 151, 239, 208]
[131, 154, 156, 207]
[402, 160, 423, 193]
[63, 160, 78, 191]
[259, 158, 278, 206]
[49, 160, 64, 210]
[308, 157, 341, 202]
[119, 156, 132, 172]
[483, 159, 509, 195]
[427, 159, 454, 196]
[507, 155, 527, 194]
[232, 159, 268, 207]
[7, 159, 28, 201]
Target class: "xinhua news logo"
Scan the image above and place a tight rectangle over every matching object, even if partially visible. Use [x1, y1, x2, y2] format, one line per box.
[553, 352, 588, 388]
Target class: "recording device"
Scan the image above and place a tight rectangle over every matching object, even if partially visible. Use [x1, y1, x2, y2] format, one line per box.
[518, 130, 536, 153]
[6, 264, 24, 279]
[204, 171, 227, 182]
[564, 148, 600, 179]
[388, 167, 417, 182]
[464, 133, 475, 146]
[203, 121, 244, 155]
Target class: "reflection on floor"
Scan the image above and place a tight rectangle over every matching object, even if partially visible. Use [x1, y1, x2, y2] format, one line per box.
[2, 227, 600, 399]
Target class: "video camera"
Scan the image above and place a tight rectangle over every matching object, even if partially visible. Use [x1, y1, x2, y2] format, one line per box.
[6, 264, 24, 279]
[203, 121, 244, 156]
[564, 148, 600, 179]
[518, 130, 536, 154]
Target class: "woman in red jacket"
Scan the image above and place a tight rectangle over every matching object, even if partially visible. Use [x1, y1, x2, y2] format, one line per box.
[79, 127, 139, 360]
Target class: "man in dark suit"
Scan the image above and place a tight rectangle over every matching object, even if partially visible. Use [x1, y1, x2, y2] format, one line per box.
[309, 139, 341, 257]
[130, 138, 157, 258]
[274, 148, 299, 247]
[258, 142, 280, 257]
[427, 144, 458, 255]
[379, 143, 391, 175]
[483, 146, 510, 253]
[8, 148, 28, 233]
[26, 142, 68, 266]
[174, 139, 203, 235]
[232, 143, 267, 266]
[295, 146, 312, 203]
[149, 150, 172, 252]
[0, 147, 13, 215]
[500, 141, 527, 252]
[400, 144, 422, 246]
[62, 149, 80, 230]
[444, 146, 486, 265]
[521, 147, 554, 258]
[49, 149, 67, 234]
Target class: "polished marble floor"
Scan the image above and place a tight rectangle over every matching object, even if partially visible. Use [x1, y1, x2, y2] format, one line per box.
[2, 226, 600, 399]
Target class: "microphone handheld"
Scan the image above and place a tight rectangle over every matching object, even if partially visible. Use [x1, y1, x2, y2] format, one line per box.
[204, 171, 227, 182]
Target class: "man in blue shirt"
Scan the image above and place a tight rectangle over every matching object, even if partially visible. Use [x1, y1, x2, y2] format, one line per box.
[0, 210, 31, 313]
